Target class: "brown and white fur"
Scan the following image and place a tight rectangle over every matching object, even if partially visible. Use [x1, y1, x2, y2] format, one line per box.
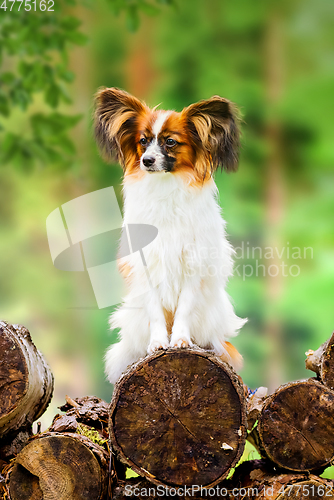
[94, 88, 246, 384]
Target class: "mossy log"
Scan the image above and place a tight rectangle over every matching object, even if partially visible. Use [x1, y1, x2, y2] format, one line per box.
[50, 395, 110, 436]
[110, 348, 247, 488]
[248, 380, 334, 472]
[7, 432, 110, 500]
[232, 459, 334, 499]
[306, 332, 334, 389]
[0, 321, 53, 459]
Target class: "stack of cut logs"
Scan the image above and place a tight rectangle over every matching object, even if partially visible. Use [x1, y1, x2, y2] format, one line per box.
[1, 319, 334, 500]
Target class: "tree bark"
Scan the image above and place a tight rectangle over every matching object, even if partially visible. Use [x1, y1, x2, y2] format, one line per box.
[232, 459, 334, 499]
[305, 332, 334, 390]
[109, 348, 247, 488]
[246, 387, 268, 431]
[263, 7, 286, 393]
[249, 379, 334, 472]
[0, 321, 53, 459]
[7, 432, 109, 500]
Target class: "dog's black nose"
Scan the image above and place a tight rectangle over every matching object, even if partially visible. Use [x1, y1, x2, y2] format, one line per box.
[143, 156, 155, 167]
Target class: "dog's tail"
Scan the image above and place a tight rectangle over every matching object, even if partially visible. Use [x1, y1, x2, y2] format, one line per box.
[219, 341, 243, 371]
[105, 340, 140, 385]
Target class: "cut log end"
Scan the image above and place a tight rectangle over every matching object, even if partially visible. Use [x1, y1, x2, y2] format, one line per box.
[257, 379, 334, 471]
[0, 321, 54, 461]
[110, 348, 247, 487]
[8, 433, 109, 500]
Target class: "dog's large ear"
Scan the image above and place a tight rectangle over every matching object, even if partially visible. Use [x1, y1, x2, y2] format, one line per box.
[182, 96, 240, 172]
[94, 87, 147, 166]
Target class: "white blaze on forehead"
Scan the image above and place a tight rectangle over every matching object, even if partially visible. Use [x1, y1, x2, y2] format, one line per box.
[152, 111, 172, 138]
[141, 111, 172, 171]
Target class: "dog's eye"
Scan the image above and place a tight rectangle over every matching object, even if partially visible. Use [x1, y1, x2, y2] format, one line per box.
[140, 138, 147, 145]
[166, 138, 177, 147]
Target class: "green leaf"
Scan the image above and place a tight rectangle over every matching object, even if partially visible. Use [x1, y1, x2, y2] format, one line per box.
[126, 5, 140, 32]
[30, 113, 82, 138]
[0, 93, 10, 117]
[10, 86, 31, 111]
[43, 64, 55, 84]
[1, 133, 17, 154]
[45, 84, 60, 108]
[138, 0, 160, 16]
[57, 135, 76, 155]
[1, 72, 15, 84]
[107, 0, 123, 16]
[65, 30, 87, 46]
[58, 84, 72, 105]
[29, 139, 50, 162]
[42, 145, 62, 163]
[0, 132, 19, 163]
[60, 16, 82, 31]
[57, 68, 75, 83]
[49, 112, 82, 130]
[18, 61, 31, 78]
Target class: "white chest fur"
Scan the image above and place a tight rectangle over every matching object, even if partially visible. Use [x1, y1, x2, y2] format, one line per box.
[122, 173, 234, 310]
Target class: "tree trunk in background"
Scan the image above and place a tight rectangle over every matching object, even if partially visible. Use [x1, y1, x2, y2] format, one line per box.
[264, 9, 285, 392]
[126, 18, 157, 101]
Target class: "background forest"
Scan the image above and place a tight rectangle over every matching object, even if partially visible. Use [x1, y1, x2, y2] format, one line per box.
[0, 0, 333, 441]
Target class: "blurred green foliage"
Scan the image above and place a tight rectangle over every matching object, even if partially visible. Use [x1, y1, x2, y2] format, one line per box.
[0, 0, 85, 168]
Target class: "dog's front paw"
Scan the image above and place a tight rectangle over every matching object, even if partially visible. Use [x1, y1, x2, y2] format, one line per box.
[147, 339, 169, 355]
[171, 338, 193, 349]
[170, 324, 193, 349]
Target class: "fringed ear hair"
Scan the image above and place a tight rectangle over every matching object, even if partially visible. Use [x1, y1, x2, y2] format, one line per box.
[94, 87, 148, 167]
[182, 96, 240, 173]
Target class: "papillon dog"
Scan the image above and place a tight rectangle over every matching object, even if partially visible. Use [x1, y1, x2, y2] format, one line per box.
[94, 88, 246, 384]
